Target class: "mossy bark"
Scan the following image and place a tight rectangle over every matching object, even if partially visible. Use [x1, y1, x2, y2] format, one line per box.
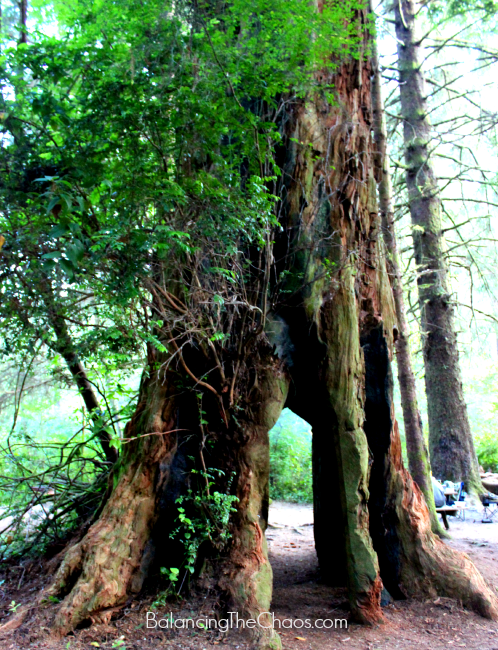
[393, 0, 482, 494]
[276, 35, 386, 622]
[275, 7, 498, 623]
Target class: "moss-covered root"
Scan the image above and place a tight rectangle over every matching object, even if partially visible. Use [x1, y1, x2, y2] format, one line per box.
[46, 384, 178, 636]
[392, 464, 498, 620]
[219, 366, 288, 650]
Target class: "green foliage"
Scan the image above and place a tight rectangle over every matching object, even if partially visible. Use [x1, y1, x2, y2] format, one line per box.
[475, 429, 498, 472]
[0, 0, 365, 331]
[154, 468, 238, 604]
[0, 0, 367, 460]
[0, 356, 141, 559]
[463, 360, 498, 473]
[426, 0, 498, 19]
[269, 409, 312, 503]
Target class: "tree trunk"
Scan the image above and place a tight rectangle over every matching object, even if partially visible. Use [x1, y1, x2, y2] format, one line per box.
[370, 32, 441, 535]
[13, 283, 118, 465]
[43, 286, 119, 465]
[393, 0, 482, 494]
[18, 0, 27, 44]
[217, 362, 289, 649]
[275, 6, 497, 624]
[45, 349, 178, 634]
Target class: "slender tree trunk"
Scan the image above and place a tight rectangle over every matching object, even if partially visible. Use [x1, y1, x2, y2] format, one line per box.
[370, 32, 442, 535]
[393, 0, 482, 493]
[18, 0, 27, 44]
[13, 284, 118, 465]
[42, 285, 119, 465]
[49, 313, 119, 465]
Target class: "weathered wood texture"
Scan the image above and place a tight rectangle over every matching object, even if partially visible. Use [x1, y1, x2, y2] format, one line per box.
[47, 351, 179, 635]
[275, 6, 497, 625]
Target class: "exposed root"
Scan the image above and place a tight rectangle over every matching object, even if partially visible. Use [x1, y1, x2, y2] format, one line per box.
[0, 606, 31, 637]
[46, 467, 159, 635]
[41, 383, 178, 636]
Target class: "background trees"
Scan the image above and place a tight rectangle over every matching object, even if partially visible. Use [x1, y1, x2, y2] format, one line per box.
[374, 0, 498, 489]
[392, 0, 482, 492]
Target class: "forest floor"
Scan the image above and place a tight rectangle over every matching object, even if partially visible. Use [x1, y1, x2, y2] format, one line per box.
[1, 501, 498, 650]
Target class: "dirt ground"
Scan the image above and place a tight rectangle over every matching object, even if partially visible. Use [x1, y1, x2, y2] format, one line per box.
[1, 501, 498, 650]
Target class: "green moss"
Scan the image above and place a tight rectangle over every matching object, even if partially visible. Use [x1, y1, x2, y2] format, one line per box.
[253, 561, 273, 611]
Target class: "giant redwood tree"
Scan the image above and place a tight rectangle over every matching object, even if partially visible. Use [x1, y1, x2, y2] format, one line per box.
[0, 0, 497, 648]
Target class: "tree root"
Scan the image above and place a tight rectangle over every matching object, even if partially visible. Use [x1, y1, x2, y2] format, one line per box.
[0, 606, 31, 637]
[352, 576, 384, 625]
[46, 457, 165, 636]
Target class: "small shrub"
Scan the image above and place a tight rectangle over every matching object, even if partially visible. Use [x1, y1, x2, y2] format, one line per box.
[153, 468, 239, 604]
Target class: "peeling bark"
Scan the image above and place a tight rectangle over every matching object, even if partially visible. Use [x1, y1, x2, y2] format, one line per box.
[275, 4, 497, 623]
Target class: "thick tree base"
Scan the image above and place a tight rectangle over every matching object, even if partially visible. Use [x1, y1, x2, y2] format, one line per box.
[43, 373, 178, 636]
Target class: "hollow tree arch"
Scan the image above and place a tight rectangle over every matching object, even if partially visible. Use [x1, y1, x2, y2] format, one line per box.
[2, 2, 497, 649]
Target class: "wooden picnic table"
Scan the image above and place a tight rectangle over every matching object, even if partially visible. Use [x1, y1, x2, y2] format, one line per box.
[436, 504, 465, 530]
